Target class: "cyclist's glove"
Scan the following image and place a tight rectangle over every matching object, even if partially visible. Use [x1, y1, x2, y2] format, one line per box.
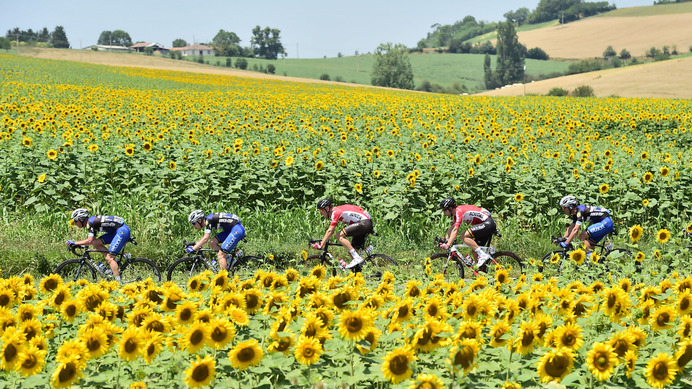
[311, 243, 322, 250]
[439, 242, 450, 250]
[67, 240, 75, 246]
[185, 246, 195, 254]
[559, 241, 569, 248]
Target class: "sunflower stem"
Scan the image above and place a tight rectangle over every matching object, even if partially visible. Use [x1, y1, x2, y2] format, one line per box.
[115, 356, 122, 389]
[506, 348, 514, 382]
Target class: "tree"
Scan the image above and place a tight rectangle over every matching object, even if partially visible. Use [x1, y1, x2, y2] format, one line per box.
[603, 45, 616, 58]
[0, 37, 10, 50]
[619, 48, 631, 60]
[250, 26, 285, 59]
[212, 29, 242, 56]
[172, 39, 187, 47]
[51, 26, 69, 48]
[495, 21, 525, 86]
[97, 30, 132, 47]
[370, 42, 414, 90]
[504, 7, 530, 26]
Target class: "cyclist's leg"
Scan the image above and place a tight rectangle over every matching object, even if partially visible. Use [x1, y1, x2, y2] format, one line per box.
[582, 217, 613, 256]
[96, 231, 119, 277]
[220, 224, 246, 269]
[340, 219, 372, 267]
[466, 218, 495, 263]
[211, 230, 230, 269]
[107, 225, 130, 277]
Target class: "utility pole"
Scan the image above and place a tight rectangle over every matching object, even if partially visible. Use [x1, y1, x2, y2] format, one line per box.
[296, 43, 299, 59]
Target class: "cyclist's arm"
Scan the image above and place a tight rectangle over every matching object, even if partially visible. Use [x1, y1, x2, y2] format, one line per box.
[564, 223, 580, 244]
[319, 225, 336, 248]
[191, 232, 212, 251]
[73, 236, 95, 246]
[446, 224, 460, 246]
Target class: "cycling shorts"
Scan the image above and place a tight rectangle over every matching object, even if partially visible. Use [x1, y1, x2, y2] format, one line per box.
[214, 223, 246, 253]
[343, 219, 374, 250]
[586, 217, 613, 243]
[467, 217, 497, 246]
[99, 225, 131, 255]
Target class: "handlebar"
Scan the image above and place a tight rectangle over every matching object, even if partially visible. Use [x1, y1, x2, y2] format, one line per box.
[308, 238, 342, 248]
[551, 235, 574, 249]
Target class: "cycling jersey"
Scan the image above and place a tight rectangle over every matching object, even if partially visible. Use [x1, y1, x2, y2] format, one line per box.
[571, 205, 611, 226]
[453, 205, 491, 228]
[204, 213, 242, 234]
[87, 216, 125, 237]
[329, 205, 371, 228]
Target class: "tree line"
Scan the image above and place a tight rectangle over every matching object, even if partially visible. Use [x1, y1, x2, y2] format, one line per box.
[3, 26, 69, 48]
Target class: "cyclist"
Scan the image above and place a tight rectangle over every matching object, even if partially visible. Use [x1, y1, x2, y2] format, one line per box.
[312, 198, 373, 269]
[67, 208, 130, 283]
[557, 195, 613, 259]
[438, 197, 495, 267]
[186, 210, 245, 271]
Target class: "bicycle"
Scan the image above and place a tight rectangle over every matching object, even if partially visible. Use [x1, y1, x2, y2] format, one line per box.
[428, 232, 524, 283]
[301, 234, 398, 281]
[540, 233, 632, 278]
[55, 238, 161, 283]
[166, 239, 264, 282]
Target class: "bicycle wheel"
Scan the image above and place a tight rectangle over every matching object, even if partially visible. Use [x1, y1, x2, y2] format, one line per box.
[428, 252, 464, 282]
[540, 250, 567, 278]
[484, 251, 524, 282]
[228, 255, 265, 279]
[358, 253, 399, 282]
[121, 258, 161, 283]
[166, 257, 210, 283]
[55, 259, 98, 283]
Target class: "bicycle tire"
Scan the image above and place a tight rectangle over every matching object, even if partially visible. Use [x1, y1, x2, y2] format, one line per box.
[358, 253, 398, 282]
[428, 252, 464, 282]
[484, 251, 524, 282]
[540, 250, 567, 278]
[55, 258, 98, 283]
[166, 256, 210, 282]
[121, 258, 161, 283]
[228, 255, 265, 278]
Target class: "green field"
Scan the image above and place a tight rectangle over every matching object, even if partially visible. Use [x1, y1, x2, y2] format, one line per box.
[199, 54, 573, 93]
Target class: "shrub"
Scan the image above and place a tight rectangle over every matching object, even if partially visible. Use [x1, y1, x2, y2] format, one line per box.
[196, 55, 204, 64]
[654, 52, 670, 61]
[646, 47, 660, 58]
[619, 49, 631, 60]
[610, 56, 622, 68]
[603, 45, 616, 58]
[266, 64, 275, 74]
[547, 87, 569, 96]
[144, 47, 154, 56]
[567, 59, 603, 75]
[319, 74, 330, 81]
[234, 58, 248, 69]
[226, 58, 232, 67]
[526, 47, 549, 60]
[572, 85, 595, 97]
[334, 75, 344, 82]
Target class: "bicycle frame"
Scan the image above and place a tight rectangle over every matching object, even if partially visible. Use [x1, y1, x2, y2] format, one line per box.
[182, 240, 247, 274]
[69, 245, 129, 279]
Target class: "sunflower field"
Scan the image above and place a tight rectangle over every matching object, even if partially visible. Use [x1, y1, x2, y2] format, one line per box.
[2, 52, 692, 387]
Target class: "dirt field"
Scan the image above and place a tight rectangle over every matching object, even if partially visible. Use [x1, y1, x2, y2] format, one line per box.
[517, 13, 692, 59]
[477, 56, 692, 99]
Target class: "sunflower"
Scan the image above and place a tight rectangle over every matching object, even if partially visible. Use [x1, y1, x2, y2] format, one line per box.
[643, 171, 654, 183]
[88, 144, 99, 152]
[356, 328, 381, 354]
[207, 318, 235, 349]
[124, 146, 135, 156]
[656, 229, 671, 244]
[676, 339, 692, 372]
[643, 199, 650, 206]
[37, 173, 47, 183]
[447, 339, 480, 374]
[14, 344, 46, 377]
[676, 292, 692, 317]
[142, 332, 164, 364]
[184, 355, 215, 388]
[636, 251, 645, 262]
[0, 336, 22, 371]
[651, 306, 676, 330]
[382, 346, 416, 384]
[554, 323, 584, 351]
[142, 142, 152, 151]
[314, 160, 324, 171]
[80, 328, 110, 359]
[228, 339, 263, 370]
[294, 334, 323, 365]
[625, 350, 637, 378]
[645, 353, 678, 389]
[182, 322, 209, 354]
[686, 221, 692, 234]
[46, 149, 58, 160]
[569, 249, 586, 265]
[489, 321, 511, 348]
[22, 137, 32, 147]
[514, 193, 523, 202]
[513, 321, 539, 355]
[119, 327, 144, 362]
[169, 161, 176, 170]
[267, 331, 295, 355]
[585, 342, 618, 381]
[660, 166, 670, 177]
[338, 308, 373, 341]
[51, 357, 83, 389]
[537, 347, 574, 383]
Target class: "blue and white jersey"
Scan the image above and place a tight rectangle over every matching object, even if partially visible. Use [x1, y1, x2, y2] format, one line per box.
[204, 213, 241, 234]
[87, 216, 125, 237]
[571, 205, 611, 226]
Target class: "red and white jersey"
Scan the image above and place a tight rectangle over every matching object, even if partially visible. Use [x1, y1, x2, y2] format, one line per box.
[329, 205, 372, 227]
[453, 205, 491, 227]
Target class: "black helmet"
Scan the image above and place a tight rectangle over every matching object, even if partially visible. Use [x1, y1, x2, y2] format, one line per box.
[316, 197, 333, 210]
[440, 197, 456, 210]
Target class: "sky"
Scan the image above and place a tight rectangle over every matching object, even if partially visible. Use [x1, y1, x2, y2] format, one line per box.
[2, 0, 656, 59]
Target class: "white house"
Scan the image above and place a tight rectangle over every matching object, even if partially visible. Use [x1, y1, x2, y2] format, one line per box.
[170, 44, 214, 57]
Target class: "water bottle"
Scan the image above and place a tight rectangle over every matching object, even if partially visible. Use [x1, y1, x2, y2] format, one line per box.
[488, 247, 495, 255]
[97, 262, 107, 273]
[211, 260, 219, 271]
[337, 258, 348, 271]
[365, 245, 374, 256]
[235, 249, 244, 258]
[605, 242, 613, 251]
[123, 253, 131, 260]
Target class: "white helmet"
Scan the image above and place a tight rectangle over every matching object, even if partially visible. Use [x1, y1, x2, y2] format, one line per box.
[559, 195, 577, 209]
[188, 210, 205, 224]
[71, 208, 89, 221]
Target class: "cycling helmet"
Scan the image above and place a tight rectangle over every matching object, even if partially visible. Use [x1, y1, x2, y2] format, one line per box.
[71, 208, 89, 221]
[188, 210, 205, 224]
[440, 197, 456, 210]
[316, 198, 333, 210]
[559, 195, 578, 209]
